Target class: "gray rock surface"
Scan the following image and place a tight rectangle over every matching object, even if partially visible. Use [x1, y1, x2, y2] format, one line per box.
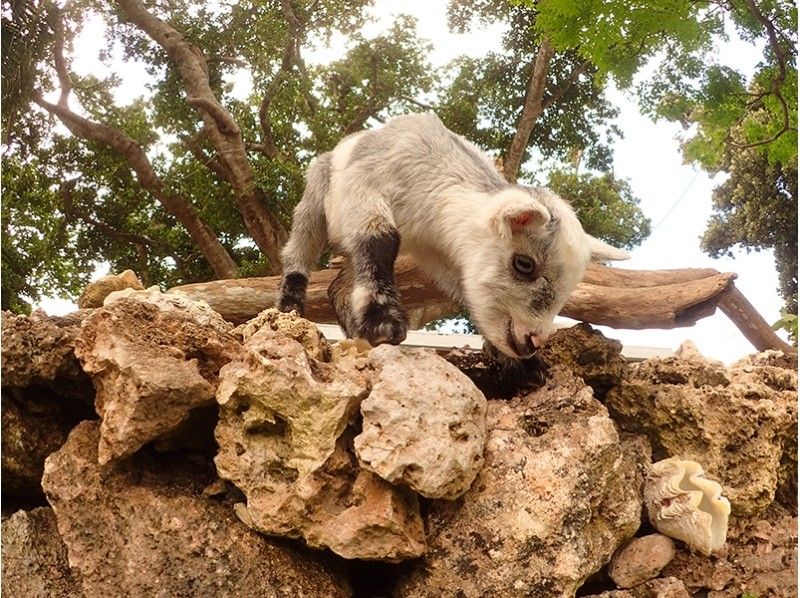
[355, 345, 486, 499]
[42, 421, 350, 597]
[396, 367, 641, 597]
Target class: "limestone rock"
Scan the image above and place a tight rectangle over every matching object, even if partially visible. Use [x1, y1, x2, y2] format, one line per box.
[1, 310, 89, 394]
[606, 352, 796, 515]
[586, 577, 691, 598]
[77, 269, 144, 308]
[75, 288, 240, 465]
[215, 326, 425, 561]
[42, 421, 350, 597]
[355, 345, 486, 499]
[396, 367, 641, 596]
[1, 386, 86, 498]
[538, 323, 628, 397]
[1, 507, 84, 598]
[609, 535, 677, 589]
[733, 349, 798, 371]
[234, 307, 331, 361]
[661, 503, 797, 597]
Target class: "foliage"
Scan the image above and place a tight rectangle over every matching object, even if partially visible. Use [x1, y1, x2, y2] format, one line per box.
[772, 310, 797, 344]
[547, 170, 650, 249]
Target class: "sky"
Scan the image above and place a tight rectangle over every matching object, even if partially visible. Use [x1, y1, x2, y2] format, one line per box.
[36, 0, 790, 363]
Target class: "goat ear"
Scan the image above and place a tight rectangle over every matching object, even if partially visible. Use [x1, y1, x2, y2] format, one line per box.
[490, 199, 550, 241]
[587, 235, 630, 262]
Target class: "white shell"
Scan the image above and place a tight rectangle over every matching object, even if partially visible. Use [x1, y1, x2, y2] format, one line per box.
[643, 457, 731, 555]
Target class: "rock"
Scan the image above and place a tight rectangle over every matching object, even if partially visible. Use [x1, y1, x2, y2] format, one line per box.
[355, 345, 486, 499]
[42, 421, 350, 597]
[609, 535, 677, 589]
[443, 347, 548, 399]
[74, 288, 240, 465]
[234, 307, 332, 361]
[396, 367, 641, 597]
[77, 270, 144, 308]
[537, 323, 628, 397]
[1, 507, 84, 598]
[661, 503, 797, 597]
[215, 325, 425, 561]
[733, 349, 798, 371]
[1, 386, 86, 498]
[1, 310, 89, 395]
[585, 577, 691, 598]
[606, 352, 796, 515]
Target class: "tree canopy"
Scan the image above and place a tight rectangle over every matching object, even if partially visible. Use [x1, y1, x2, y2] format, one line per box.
[2, 0, 794, 317]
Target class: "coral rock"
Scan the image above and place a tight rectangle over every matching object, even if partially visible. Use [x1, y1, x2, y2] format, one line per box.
[214, 325, 425, 561]
[75, 288, 239, 465]
[608, 534, 677, 589]
[77, 269, 144, 308]
[41, 421, 349, 597]
[234, 307, 332, 361]
[355, 345, 486, 499]
[586, 577, 691, 598]
[1, 507, 84, 598]
[606, 352, 796, 515]
[396, 367, 641, 596]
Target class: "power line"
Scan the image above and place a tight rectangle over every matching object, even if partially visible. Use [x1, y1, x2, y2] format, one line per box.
[652, 171, 701, 231]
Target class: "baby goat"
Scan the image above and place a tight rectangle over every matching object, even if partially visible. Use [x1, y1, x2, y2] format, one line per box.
[278, 112, 628, 358]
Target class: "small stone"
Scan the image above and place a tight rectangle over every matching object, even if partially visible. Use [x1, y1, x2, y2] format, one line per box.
[77, 270, 144, 308]
[609, 534, 677, 589]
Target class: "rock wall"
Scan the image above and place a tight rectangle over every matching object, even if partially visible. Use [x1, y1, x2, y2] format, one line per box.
[1, 285, 796, 597]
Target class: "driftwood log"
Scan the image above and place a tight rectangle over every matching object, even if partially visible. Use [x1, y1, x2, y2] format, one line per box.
[168, 256, 793, 353]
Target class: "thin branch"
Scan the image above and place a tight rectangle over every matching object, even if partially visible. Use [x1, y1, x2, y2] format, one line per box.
[503, 39, 555, 182]
[48, 3, 72, 107]
[541, 59, 591, 111]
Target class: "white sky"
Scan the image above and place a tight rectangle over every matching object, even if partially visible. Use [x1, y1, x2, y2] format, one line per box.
[36, 0, 790, 363]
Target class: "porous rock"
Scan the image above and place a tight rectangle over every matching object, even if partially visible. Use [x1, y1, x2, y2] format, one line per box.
[606, 351, 796, 515]
[1, 507, 84, 598]
[234, 307, 331, 361]
[585, 577, 691, 598]
[214, 325, 425, 561]
[41, 421, 349, 597]
[1, 386, 84, 498]
[74, 287, 240, 465]
[537, 323, 628, 397]
[1, 310, 89, 393]
[609, 534, 677, 589]
[355, 345, 486, 499]
[77, 269, 144, 308]
[661, 503, 797, 597]
[395, 367, 641, 597]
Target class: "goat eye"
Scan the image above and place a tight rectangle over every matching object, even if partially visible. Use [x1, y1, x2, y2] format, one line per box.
[512, 254, 536, 277]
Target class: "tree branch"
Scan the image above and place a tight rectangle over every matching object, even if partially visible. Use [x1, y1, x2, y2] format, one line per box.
[502, 39, 555, 182]
[541, 59, 591, 111]
[116, 0, 288, 270]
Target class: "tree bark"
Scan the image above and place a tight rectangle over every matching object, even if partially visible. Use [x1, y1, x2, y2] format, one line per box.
[165, 257, 793, 354]
[116, 0, 288, 271]
[35, 97, 239, 280]
[503, 39, 555, 182]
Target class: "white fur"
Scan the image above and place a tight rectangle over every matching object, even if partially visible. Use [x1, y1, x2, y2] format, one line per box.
[282, 113, 629, 357]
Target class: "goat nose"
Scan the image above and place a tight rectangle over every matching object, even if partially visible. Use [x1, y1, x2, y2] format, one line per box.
[523, 333, 538, 354]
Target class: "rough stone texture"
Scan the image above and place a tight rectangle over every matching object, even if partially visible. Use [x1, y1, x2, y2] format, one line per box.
[538, 323, 628, 397]
[608, 534, 677, 589]
[77, 269, 144, 308]
[234, 307, 331, 361]
[215, 325, 425, 561]
[396, 367, 641, 597]
[355, 345, 486, 499]
[1, 386, 86, 498]
[75, 288, 240, 465]
[1, 310, 89, 394]
[733, 349, 798, 371]
[1, 507, 84, 598]
[661, 503, 797, 597]
[606, 352, 797, 515]
[443, 348, 548, 399]
[42, 421, 350, 597]
[585, 577, 691, 598]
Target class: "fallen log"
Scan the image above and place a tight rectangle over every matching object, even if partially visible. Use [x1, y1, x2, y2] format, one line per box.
[168, 257, 791, 353]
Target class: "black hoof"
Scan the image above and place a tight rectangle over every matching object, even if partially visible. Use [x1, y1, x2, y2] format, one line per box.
[358, 301, 409, 346]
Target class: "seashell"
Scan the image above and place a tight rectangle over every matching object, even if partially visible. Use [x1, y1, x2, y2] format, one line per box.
[643, 457, 731, 555]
